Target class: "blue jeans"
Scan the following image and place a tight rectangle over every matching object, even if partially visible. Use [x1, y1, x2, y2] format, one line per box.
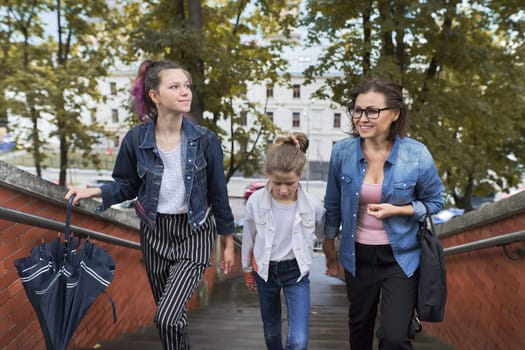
[255, 259, 310, 350]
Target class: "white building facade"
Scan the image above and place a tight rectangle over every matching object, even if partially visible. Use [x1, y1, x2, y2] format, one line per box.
[242, 74, 349, 165]
[90, 45, 350, 180]
[10, 46, 349, 178]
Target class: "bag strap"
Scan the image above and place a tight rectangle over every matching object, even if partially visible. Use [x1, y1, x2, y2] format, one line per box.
[421, 202, 437, 235]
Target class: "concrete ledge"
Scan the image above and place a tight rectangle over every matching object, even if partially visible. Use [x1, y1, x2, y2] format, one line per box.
[436, 190, 525, 237]
[4, 159, 523, 239]
[0, 160, 140, 231]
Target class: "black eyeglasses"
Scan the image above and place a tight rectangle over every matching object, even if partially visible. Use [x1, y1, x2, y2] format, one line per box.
[349, 106, 392, 120]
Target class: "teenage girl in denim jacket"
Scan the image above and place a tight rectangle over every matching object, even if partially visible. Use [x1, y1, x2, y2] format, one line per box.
[65, 60, 235, 350]
[242, 132, 325, 350]
[323, 78, 444, 350]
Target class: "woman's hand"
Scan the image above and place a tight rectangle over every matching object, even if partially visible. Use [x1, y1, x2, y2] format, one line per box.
[64, 187, 102, 206]
[366, 203, 414, 220]
[323, 238, 340, 277]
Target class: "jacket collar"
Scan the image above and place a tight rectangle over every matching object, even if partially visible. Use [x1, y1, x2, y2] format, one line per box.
[181, 116, 205, 142]
[140, 115, 204, 149]
[357, 134, 401, 165]
[386, 135, 401, 165]
[259, 183, 313, 215]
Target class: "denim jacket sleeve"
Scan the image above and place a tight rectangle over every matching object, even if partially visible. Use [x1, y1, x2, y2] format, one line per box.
[410, 144, 444, 220]
[323, 139, 347, 240]
[98, 126, 141, 211]
[203, 130, 235, 235]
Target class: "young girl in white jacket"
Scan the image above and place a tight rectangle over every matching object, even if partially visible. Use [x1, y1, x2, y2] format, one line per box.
[242, 132, 325, 350]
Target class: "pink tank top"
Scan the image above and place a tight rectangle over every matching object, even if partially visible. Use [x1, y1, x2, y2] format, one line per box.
[355, 183, 390, 245]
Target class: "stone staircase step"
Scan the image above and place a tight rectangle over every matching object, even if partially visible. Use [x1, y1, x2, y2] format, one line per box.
[74, 255, 454, 350]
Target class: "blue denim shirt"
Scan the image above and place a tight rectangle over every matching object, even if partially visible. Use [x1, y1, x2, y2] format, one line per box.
[324, 135, 444, 277]
[96, 117, 235, 235]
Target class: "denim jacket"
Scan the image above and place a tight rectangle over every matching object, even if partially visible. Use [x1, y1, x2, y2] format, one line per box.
[96, 117, 235, 235]
[242, 184, 325, 282]
[324, 135, 444, 277]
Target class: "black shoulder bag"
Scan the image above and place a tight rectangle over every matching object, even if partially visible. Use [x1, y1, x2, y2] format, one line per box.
[416, 203, 447, 323]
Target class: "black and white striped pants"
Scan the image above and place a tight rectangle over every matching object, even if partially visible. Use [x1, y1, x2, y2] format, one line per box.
[140, 213, 216, 350]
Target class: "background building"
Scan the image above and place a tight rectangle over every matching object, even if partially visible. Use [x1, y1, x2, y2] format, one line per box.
[9, 42, 348, 181]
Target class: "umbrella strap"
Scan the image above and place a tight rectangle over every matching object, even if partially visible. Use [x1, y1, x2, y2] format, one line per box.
[63, 194, 76, 261]
[65, 194, 75, 243]
[102, 290, 118, 323]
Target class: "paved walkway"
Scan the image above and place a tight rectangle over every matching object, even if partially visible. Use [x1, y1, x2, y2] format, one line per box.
[186, 254, 453, 349]
[187, 253, 349, 350]
[83, 253, 453, 349]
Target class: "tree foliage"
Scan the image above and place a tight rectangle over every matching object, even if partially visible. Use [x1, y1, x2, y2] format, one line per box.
[120, 0, 299, 180]
[1, 0, 122, 185]
[2, 0, 522, 205]
[302, 0, 525, 211]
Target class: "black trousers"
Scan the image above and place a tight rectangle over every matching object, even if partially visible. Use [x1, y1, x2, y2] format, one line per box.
[344, 243, 417, 350]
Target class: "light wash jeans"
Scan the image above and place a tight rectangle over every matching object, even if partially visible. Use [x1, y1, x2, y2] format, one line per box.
[255, 259, 310, 350]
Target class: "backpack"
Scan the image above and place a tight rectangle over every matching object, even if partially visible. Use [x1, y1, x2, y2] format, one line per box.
[416, 204, 447, 322]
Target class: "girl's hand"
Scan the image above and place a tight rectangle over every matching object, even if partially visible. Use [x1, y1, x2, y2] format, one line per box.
[64, 187, 102, 206]
[220, 235, 235, 274]
[244, 272, 257, 292]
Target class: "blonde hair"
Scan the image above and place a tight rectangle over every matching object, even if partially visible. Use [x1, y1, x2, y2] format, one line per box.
[264, 132, 309, 177]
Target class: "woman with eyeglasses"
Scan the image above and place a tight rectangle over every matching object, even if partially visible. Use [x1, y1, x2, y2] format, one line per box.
[322, 77, 444, 350]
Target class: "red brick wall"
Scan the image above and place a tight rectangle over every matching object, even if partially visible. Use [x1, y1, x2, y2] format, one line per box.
[2, 158, 524, 350]
[0, 185, 228, 350]
[423, 211, 525, 350]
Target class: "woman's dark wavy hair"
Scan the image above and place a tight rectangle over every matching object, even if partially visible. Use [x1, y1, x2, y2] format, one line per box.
[347, 77, 409, 140]
[130, 60, 192, 122]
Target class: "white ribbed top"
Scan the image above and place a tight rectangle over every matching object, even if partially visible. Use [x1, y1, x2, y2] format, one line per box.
[157, 145, 188, 214]
[270, 198, 297, 261]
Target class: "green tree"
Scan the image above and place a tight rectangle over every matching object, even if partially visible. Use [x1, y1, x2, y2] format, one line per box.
[1, 0, 124, 185]
[0, 3, 17, 127]
[2, 0, 52, 177]
[302, 0, 525, 211]
[121, 0, 298, 180]
[46, 0, 124, 185]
